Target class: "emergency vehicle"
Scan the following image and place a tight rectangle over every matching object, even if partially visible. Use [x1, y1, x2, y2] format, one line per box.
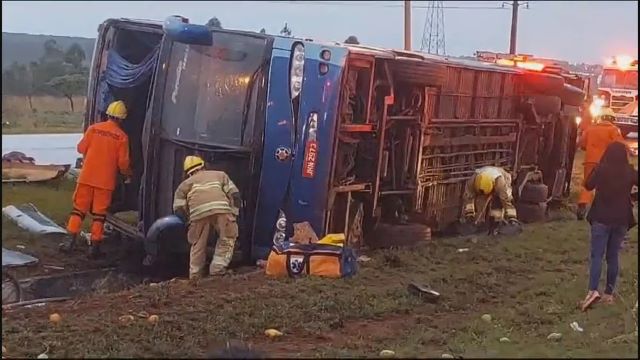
[594, 55, 638, 136]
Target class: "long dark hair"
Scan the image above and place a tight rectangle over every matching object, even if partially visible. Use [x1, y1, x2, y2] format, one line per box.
[598, 141, 630, 179]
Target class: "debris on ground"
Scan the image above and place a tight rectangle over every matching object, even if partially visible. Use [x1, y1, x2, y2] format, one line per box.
[2, 151, 35, 164]
[441, 354, 454, 359]
[48, 313, 61, 324]
[499, 337, 511, 343]
[457, 248, 470, 253]
[291, 221, 319, 244]
[2, 247, 39, 267]
[379, 349, 395, 358]
[264, 329, 283, 338]
[2, 203, 67, 235]
[407, 282, 441, 303]
[570, 321, 584, 332]
[357, 255, 372, 263]
[547, 332, 563, 341]
[119, 315, 135, 324]
[147, 314, 159, 324]
[481, 314, 492, 323]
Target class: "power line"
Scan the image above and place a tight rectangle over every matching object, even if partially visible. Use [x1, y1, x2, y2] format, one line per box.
[266, 1, 522, 10]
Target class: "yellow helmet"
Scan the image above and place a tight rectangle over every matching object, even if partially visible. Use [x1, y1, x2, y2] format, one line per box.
[184, 155, 205, 176]
[105, 100, 128, 119]
[474, 172, 495, 195]
[598, 107, 616, 122]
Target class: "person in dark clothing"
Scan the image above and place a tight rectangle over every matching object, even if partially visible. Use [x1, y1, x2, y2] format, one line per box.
[580, 141, 638, 311]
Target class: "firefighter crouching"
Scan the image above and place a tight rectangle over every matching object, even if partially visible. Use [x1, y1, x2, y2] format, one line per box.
[460, 166, 519, 233]
[173, 156, 242, 280]
[576, 107, 625, 220]
[60, 100, 132, 259]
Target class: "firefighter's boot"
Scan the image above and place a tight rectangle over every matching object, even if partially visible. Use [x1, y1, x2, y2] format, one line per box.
[59, 234, 79, 253]
[576, 204, 587, 221]
[88, 242, 105, 260]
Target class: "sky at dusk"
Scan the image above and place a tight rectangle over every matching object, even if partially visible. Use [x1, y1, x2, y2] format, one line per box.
[2, 1, 638, 64]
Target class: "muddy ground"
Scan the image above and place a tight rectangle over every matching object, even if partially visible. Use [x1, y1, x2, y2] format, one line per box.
[1, 152, 638, 358]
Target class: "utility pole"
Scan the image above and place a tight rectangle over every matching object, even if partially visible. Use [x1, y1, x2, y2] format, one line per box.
[404, 0, 411, 50]
[504, 1, 528, 54]
[509, 0, 519, 54]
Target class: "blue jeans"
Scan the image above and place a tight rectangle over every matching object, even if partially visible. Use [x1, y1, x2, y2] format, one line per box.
[589, 222, 627, 294]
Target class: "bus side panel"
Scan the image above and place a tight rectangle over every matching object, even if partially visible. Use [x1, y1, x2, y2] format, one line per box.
[251, 48, 296, 260]
[287, 44, 348, 237]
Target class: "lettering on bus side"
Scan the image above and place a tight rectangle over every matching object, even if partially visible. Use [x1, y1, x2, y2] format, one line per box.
[302, 140, 318, 178]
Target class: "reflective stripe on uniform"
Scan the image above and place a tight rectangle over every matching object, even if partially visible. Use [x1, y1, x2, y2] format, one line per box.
[191, 181, 223, 192]
[190, 200, 233, 219]
[173, 199, 187, 209]
[223, 181, 239, 194]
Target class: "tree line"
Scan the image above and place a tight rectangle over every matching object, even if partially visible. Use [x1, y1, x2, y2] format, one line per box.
[2, 18, 359, 114]
[2, 39, 88, 112]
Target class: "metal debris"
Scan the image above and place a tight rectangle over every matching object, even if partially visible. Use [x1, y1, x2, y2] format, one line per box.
[457, 248, 470, 253]
[2, 248, 38, 268]
[2, 203, 67, 235]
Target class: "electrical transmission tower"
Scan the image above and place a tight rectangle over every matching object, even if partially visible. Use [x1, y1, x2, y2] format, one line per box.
[420, 1, 446, 55]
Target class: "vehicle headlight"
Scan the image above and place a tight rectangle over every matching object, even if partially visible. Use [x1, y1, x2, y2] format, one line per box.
[273, 232, 287, 245]
[272, 210, 288, 245]
[290, 44, 305, 99]
[575, 116, 582, 126]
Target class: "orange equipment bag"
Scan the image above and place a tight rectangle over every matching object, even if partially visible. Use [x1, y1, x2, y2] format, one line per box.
[265, 243, 358, 279]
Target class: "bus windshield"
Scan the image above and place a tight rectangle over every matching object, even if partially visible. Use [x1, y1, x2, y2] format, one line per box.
[599, 68, 638, 90]
[161, 32, 269, 147]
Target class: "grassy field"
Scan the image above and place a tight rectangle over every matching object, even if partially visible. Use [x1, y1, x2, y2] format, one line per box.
[1, 111, 83, 134]
[2, 95, 84, 134]
[1, 154, 638, 358]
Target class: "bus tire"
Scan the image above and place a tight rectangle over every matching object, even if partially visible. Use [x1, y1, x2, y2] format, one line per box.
[533, 95, 561, 116]
[516, 202, 548, 224]
[519, 182, 549, 203]
[560, 84, 586, 107]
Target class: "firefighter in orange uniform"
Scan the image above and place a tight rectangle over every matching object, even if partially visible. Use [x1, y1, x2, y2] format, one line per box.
[576, 107, 625, 220]
[60, 100, 132, 258]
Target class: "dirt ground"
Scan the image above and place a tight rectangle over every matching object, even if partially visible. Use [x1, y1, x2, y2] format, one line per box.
[1, 152, 638, 358]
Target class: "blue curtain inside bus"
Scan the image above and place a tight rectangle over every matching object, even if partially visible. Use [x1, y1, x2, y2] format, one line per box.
[97, 46, 160, 113]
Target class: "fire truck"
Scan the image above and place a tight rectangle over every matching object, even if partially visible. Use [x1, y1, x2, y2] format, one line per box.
[594, 55, 638, 136]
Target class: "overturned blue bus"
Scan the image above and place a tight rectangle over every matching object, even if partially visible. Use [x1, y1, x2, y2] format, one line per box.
[86, 17, 583, 269]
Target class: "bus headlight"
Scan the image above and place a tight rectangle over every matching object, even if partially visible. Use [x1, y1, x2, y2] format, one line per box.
[272, 210, 288, 245]
[290, 44, 305, 99]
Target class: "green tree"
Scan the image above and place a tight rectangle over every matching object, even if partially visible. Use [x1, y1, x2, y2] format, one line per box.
[206, 17, 223, 29]
[2, 62, 37, 111]
[46, 73, 88, 112]
[41, 39, 64, 64]
[259, 28, 267, 34]
[64, 43, 86, 69]
[344, 36, 360, 45]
